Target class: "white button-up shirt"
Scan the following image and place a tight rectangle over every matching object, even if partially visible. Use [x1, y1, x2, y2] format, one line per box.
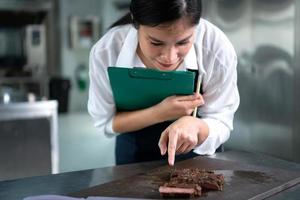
[88, 18, 240, 155]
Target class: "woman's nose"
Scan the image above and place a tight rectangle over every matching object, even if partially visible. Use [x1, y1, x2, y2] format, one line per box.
[160, 47, 178, 63]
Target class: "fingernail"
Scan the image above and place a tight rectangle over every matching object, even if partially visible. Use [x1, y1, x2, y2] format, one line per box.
[169, 158, 174, 166]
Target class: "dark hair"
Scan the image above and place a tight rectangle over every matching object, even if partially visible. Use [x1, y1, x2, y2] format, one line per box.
[110, 0, 202, 28]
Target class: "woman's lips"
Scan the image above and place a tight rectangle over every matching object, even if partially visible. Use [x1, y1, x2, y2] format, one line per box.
[160, 63, 173, 68]
[156, 59, 182, 70]
[157, 61, 176, 68]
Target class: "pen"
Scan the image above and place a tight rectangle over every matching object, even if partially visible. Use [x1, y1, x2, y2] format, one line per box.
[193, 75, 202, 117]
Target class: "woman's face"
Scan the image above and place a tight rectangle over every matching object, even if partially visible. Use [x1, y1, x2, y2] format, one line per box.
[137, 18, 196, 71]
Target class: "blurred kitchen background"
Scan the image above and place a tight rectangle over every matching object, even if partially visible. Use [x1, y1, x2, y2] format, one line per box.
[0, 0, 299, 181]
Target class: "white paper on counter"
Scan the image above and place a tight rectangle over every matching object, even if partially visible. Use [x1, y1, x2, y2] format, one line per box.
[24, 195, 149, 200]
[23, 195, 85, 200]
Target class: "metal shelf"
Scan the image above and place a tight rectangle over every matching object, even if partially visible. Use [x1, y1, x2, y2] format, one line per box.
[0, 0, 52, 12]
[0, 76, 47, 84]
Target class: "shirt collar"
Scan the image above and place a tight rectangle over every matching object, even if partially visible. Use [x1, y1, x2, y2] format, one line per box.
[116, 26, 139, 68]
[116, 26, 198, 71]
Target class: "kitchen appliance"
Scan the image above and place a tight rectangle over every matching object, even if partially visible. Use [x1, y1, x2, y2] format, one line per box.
[24, 24, 46, 76]
[0, 24, 46, 76]
[0, 1, 59, 101]
[0, 27, 26, 72]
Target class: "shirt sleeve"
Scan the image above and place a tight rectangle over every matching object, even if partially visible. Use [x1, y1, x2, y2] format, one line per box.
[87, 45, 119, 137]
[193, 50, 240, 155]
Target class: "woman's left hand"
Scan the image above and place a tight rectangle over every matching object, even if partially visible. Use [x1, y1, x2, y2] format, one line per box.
[158, 116, 209, 166]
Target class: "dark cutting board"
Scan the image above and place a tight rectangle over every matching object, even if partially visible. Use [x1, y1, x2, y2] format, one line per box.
[71, 157, 300, 200]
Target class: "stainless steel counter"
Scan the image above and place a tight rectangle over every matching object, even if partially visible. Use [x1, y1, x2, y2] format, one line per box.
[0, 100, 59, 180]
[0, 150, 299, 200]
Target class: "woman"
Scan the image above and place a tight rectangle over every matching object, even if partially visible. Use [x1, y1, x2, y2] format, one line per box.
[88, 0, 239, 166]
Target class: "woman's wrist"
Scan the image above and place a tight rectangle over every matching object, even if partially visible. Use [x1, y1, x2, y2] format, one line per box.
[196, 119, 209, 145]
[149, 105, 165, 124]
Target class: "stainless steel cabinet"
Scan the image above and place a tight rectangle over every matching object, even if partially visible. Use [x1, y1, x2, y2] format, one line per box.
[203, 0, 300, 162]
[0, 100, 58, 181]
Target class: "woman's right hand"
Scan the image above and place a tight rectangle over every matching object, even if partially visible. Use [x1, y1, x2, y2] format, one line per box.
[154, 93, 204, 122]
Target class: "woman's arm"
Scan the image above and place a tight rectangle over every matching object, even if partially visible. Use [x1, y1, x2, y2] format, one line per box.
[113, 107, 160, 133]
[113, 94, 204, 133]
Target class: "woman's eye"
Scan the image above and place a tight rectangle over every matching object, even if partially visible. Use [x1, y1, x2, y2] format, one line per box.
[176, 41, 189, 46]
[151, 42, 163, 46]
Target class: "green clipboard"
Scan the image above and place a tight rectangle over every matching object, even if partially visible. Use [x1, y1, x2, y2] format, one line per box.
[108, 67, 195, 111]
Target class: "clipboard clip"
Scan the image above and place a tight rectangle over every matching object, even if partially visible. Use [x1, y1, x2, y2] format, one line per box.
[129, 68, 172, 80]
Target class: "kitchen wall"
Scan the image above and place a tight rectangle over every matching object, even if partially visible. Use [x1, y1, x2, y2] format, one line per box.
[59, 0, 129, 112]
[55, 0, 129, 172]
[202, 0, 300, 162]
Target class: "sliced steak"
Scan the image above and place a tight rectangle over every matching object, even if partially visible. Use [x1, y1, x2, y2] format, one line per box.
[159, 168, 224, 197]
[159, 185, 201, 197]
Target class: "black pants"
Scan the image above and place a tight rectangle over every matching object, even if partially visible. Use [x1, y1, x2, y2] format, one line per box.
[115, 121, 199, 165]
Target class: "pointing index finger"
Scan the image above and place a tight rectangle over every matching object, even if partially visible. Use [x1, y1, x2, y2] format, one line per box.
[168, 132, 178, 166]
